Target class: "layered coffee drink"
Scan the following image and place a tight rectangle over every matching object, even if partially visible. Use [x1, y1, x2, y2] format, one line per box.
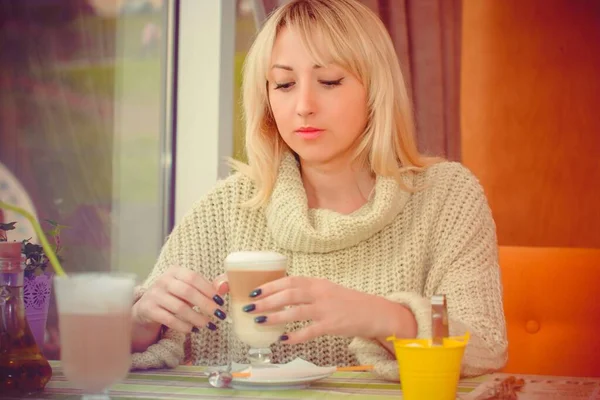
[225, 251, 287, 362]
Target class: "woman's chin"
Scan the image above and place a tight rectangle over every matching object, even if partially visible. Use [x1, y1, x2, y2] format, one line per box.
[292, 151, 335, 165]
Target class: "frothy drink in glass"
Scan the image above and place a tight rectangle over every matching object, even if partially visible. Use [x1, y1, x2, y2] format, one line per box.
[54, 273, 135, 399]
[225, 251, 287, 363]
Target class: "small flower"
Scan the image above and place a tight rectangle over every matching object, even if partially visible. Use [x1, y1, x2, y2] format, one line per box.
[1, 220, 67, 278]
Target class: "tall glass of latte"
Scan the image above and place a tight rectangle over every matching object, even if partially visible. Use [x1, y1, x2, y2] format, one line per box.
[54, 273, 135, 399]
[225, 251, 287, 365]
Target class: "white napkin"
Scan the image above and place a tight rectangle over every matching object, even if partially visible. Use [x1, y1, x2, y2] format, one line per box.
[232, 358, 336, 381]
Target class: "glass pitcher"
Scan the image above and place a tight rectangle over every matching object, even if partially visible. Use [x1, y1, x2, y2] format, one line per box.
[0, 241, 52, 394]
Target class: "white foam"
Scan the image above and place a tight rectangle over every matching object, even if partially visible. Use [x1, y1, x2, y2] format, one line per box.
[55, 273, 136, 314]
[224, 251, 287, 271]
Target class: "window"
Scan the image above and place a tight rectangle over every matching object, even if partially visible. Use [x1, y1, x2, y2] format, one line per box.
[0, 0, 174, 356]
[0, 0, 173, 275]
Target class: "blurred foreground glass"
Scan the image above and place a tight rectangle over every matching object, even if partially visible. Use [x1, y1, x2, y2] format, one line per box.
[225, 251, 287, 365]
[54, 273, 135, 400]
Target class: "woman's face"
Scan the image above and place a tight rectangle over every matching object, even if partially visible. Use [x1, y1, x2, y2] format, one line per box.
[267, 27, 369, 168]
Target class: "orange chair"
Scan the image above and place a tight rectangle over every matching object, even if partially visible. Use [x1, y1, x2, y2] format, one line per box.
[499, 246, 600, 377]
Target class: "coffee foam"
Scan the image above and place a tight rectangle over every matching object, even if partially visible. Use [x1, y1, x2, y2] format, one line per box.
[224, 251, 287, 271]
[55, 274, 135, 314]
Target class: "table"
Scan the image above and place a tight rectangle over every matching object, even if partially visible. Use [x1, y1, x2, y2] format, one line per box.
[13, 361, 487, 399]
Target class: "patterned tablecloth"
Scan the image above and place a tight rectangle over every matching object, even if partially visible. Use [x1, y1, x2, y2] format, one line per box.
[12, 361, 488, 400]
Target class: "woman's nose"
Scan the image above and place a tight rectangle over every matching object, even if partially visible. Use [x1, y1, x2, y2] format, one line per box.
[295, 84, 317, 117]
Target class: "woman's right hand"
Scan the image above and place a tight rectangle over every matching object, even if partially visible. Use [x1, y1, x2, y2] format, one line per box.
[132, 266, 228, 343]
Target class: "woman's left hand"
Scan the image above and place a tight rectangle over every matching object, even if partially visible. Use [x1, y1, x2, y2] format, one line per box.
[242, 276, 402, 344]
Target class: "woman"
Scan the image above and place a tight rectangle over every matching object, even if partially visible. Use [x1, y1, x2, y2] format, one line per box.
[130, 0, 507, 381]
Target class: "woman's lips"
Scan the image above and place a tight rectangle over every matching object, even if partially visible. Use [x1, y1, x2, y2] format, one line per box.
[295, 128, 324, 139]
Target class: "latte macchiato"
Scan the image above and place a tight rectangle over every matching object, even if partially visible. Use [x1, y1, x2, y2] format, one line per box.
[225, 251, 287, 349]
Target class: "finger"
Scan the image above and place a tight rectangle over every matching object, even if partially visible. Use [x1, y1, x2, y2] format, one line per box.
[280, 323, 324, 345]
[252, 304, 314, 326]
[158, 265, 181, 284]
[168, 273, 224, 309]
[217, 281, 229, 296]
[159, 290, 212, 329]
[147, 306, 193, 333]
[249, 276, 306, 299]
[166, 279, 228, 321]
[213, 274, 229, 296]
[246, 288, 309, 313]
[172, 266, 224, 306]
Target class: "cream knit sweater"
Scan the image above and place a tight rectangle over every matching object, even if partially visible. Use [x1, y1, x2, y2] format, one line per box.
[131, 153, 508, 381]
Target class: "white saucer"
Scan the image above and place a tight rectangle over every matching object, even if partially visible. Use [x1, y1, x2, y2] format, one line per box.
[230, 371, 333, 390]
[226, 358, 336, 390]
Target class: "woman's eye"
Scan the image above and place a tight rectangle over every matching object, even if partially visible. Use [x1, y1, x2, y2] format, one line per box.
[274, 82, 294, 90]
[319, 78, 344, 87]
[272, 77, 344, 91]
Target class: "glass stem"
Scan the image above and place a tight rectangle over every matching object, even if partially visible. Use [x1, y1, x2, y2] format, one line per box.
[248, 347, 272, 365]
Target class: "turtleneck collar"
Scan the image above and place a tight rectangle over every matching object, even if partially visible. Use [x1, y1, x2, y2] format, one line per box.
[265, 152, 413, 253]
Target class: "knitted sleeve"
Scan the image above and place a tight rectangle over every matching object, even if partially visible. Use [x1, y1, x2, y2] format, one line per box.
[130, 176, 235, 370]
[349, 164, 508, 381]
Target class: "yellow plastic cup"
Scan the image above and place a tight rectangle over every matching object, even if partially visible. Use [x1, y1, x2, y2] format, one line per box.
[387, 332, 470, 400]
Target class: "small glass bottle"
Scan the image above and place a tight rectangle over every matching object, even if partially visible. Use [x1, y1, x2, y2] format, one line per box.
[0, 241, 52, 394]
[431, 294, 449, 346]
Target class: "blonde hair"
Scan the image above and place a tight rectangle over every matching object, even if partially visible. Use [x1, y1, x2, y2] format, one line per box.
[231, 0, 437, 207]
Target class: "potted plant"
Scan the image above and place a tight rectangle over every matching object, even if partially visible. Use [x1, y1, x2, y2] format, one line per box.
[0, 220, 67, 348]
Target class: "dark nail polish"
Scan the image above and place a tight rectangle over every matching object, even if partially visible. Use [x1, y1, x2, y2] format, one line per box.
[206, 322, 217, 331]
[255, 315, 267, 324]
[242, 304, 256, 312]
[249, 288, 262, 298]
[214, 309, 227, 320]
[279, 334, 289, 341]
[213, 295, 224, 306]
[192, 327, 200, 334]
